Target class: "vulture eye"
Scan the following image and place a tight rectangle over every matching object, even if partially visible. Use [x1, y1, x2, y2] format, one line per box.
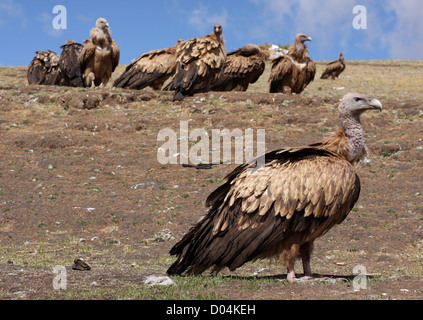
[354, 97, 363, 103]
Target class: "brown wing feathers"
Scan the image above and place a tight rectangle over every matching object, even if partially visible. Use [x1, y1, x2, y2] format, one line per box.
[168, 148, 360, 275]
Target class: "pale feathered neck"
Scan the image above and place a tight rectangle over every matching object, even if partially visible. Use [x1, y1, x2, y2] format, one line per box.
[320, 113, 368, 165]
[288, 42, 308, 62]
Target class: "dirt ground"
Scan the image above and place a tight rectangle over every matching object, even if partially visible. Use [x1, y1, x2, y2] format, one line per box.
[0, 60, 422, 300]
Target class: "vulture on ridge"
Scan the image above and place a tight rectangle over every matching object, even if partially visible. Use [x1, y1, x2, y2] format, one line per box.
[167, 93, 382, 282]
[79, 18, 120, 88]
[163, 24, 226, 101]
[113, 40, 184, 90]
[321, 52, 346, 80]
[59, 40, 84, 87]
[208, 44, 265, 92]
[27, 50, 62, 86]
[269, 33, 316, 94]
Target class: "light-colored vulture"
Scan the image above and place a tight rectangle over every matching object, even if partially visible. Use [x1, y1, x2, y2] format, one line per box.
[168, 93, 382, 282]
[163, 24, 226, 101]
[208, 44, 265, 92]
[269, 33, 316, 94]
[321, 52, 346, 80]
[27, 50, 62, 85]
[78, 18, 120, 88]
[113, 40, 184, 90]
[59, 40, 84, 87]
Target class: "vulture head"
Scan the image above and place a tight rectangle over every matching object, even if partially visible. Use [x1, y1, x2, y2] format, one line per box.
[295, 33, 312, 44]
[96, 18, 110, 31]
[338, 93, 382, 119]
[213, 24, 224, 44]
[238, 44, 262, 57]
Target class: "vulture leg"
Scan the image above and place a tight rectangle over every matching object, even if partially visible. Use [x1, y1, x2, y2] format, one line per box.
[300, 242, 314, 279]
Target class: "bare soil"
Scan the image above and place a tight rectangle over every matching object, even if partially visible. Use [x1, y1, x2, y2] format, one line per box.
[0, 61, 422, 300]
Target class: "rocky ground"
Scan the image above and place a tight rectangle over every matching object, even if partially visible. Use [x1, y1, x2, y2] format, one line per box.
[0, 60, 422, 300]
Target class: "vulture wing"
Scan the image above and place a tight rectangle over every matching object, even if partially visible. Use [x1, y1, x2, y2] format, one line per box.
[321, 60, 345, 80]
[27, 51, 62, 85]
[59, 42, 84, 87]
[209, 48, 265, 91]
[163, 34, 226, 100]
[269, 56, 315, 94]
[168, 147, 360, 275]
[111, 40, 120, 72]
[113, 46, 177, 90]
[78, 39, 96, 75]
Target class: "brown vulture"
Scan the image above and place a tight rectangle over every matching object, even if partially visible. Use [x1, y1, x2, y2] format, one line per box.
[59, 40, 84, 87]
[78, 18, 120, 88]
[163, 24, 226, 101]
[321, 52, 346, 80]
[208, 44, 265, 92]
[269, 33, 316, 94]
[167, 93, 382, 282]
[27, 50, 62, 85]
[113, 40, 184, 90]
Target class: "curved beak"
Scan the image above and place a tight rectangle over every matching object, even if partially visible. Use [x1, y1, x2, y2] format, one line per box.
[307, 36, 312, 42]
[368, 98, 383, 111]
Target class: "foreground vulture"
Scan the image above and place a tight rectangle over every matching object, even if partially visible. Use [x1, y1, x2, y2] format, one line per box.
[208, 44, 265, 92]
[113, 40, 183, 90]
[79, 18, 120, 88]
[163, 24, 226, 101]
[27, 51, 61, 85]
[59, 40, 84, 87]
[269, 33, 316, 94]
[168, 93, 382, 282]
[321, 52, 346, 80]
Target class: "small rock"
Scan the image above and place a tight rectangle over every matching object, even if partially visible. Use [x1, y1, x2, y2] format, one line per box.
[72, 259, 91, 271]
[144, 275, 175, 287]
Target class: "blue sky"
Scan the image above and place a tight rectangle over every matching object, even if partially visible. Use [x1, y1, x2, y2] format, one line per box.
[0, 0, 422, 66]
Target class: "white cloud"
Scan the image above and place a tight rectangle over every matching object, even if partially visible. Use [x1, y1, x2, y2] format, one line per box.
[37, 12, 63, 38]
[187, 3, 228, 34]
[0, 0, 23, 17]
[381, 0, 423, 59]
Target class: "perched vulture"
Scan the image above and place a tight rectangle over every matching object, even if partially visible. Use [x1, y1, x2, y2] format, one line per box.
[113, 40, 184, 90]
[163, 24, 226, 101]
[78, 18, 120, 88]
[59, 40, 84, 87]
[27, 50, 62, 85]
[168, 93, 382, 282]
[269, 33, 316, 94]
[208, 44, 265, 92]
[321, 52, 346, 80]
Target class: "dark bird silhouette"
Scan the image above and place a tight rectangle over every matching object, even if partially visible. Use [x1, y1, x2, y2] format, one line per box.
[113, 40, 183, 90]
[27, 50, 62, 85]
[163, 24, 226, 101]
[321, 52, 346, 80]
[167, 93, 382, 282]
[208, 44, 265, 92]
[59, 40, 84, 87]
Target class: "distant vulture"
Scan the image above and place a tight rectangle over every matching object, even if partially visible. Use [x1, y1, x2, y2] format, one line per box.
[27, 51, 62, 86]
[163, 24, 226, 101]
[113, 40, 184, 90]
[59, 40, 84, 87]
[168, 93, 382, 282]
[321, 52, 346, 80]
[208, 44, 265, 92]
[269, 33, 316, 94]
[78, 18, 120, 88]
